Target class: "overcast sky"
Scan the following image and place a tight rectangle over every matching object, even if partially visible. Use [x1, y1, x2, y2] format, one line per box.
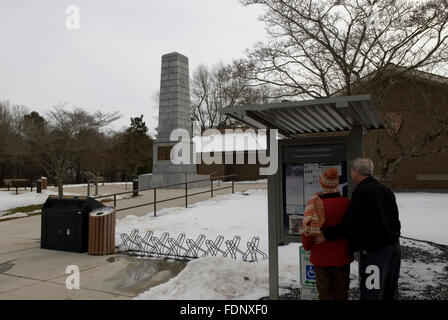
[0, 0, 266, 135]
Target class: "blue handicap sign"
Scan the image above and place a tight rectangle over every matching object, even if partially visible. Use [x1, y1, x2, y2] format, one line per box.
[305, 265, 316, 281]
[300, 246, 317, 287]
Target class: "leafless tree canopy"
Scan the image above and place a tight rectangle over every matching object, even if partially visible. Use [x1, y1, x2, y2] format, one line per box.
[240, 0, 448, 98]
[1, 100, 157, 196]
[237, 0, 448, 184]
[36, 105, 118, 195]
[12, 104, 121, 196]
[191, 63, 273, 131]
[47, 106, 120, 138]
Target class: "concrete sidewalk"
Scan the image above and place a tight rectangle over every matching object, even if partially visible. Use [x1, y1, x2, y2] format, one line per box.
[0, 182, 266, 300]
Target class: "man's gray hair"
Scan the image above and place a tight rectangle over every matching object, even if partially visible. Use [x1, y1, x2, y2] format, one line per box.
[351, 158, 374, 176]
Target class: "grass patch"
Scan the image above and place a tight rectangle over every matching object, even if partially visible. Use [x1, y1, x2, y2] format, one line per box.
[4, 204, 42, 216]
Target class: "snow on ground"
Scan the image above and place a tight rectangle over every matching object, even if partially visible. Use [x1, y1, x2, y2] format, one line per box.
[133, 255, 297, 300]
[117, 189, 300, 300]
[396, 193, 448, 245]
[0, 189, 84, 220]
[0, 189, 63, 213]
[116, 189, 268, 250]
[135, 256, 270, 300]
[118, 190, 448, 300]
[46, 182, 128, 188]
[0, 183, 132, 216]
[400, 237, 443, 255]
[347, 252, 447, 300]
[399, 261, 446, 297]
[1, 184, 446, 299]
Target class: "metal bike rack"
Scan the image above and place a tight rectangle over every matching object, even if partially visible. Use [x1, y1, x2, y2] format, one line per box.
[117, 229, 267, 262]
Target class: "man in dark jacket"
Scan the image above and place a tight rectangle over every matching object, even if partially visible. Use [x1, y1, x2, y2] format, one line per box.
[317, 158, 401, 300]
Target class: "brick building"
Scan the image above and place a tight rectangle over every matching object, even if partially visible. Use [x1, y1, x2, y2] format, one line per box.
[356, 67, 448, 191]
[194, 129, 267, 181]
[196, 67, 448, 191]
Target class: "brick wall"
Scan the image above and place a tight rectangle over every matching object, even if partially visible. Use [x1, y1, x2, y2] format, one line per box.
[197, 151, 266, 181]
[362, 74, 448, 190]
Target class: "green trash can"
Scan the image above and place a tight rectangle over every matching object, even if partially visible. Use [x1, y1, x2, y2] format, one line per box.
[40, 196, 104, 253]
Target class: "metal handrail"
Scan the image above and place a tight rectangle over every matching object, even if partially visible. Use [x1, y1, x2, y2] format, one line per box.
[94, 174, 237, 199]
[94, 174, 238, 216]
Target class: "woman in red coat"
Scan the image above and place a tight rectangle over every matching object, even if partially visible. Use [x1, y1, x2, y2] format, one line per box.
[302, 168, 353, 300]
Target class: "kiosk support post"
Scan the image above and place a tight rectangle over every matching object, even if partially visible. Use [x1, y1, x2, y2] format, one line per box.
[267, 129, 280, 300]
[268, 175, 279, 300]
[223, 95, 383, 301]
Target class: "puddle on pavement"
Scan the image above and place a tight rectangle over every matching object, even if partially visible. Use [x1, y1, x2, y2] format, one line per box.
[0, 262, 14, 273]
[107, 256, 119, 263]
[105, 255, 187, 295]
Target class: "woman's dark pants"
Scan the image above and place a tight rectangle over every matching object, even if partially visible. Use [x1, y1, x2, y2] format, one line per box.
[314, 264, 351, 300]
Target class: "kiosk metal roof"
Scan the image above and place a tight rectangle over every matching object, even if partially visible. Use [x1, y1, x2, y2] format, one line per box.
[222, 95, 385, 136]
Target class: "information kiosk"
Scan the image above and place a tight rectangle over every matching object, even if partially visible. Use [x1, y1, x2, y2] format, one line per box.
[223, 95, 385, 299]
[279, 139, 349, 241]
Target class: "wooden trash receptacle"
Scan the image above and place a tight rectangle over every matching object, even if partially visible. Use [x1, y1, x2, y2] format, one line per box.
[88, 207, 116, 255]
[41, 177, 48, 189]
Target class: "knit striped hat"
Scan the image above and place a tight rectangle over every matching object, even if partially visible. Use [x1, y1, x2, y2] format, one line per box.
[320, 168, 340, 191]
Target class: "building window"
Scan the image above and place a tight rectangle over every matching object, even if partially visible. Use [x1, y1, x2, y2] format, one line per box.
[158, 146, 173, 161]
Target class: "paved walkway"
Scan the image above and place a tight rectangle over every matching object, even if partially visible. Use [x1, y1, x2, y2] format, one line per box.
[0, 182, 266, 300]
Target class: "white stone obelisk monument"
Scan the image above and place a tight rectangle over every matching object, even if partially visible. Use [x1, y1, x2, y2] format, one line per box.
[139, 52, 209, 189]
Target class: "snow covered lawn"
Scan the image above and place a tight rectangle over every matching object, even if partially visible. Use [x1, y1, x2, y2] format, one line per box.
[396, 193, 448, 245]
[0, 189, 57, 213]
[116, 190, 447, 300]
[117, 190, 301, 300]
[116, 189, 269, 250]
[0, 185, 130, 219]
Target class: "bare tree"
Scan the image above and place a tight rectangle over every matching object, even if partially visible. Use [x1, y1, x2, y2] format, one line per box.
[0, 102, 29, 178]
[0, 102, 15, 180]
[23, 104, 120, 197]
[0, 102, 13, 161]
[191, 63, 272, 131]
[239, 0, 448, 183]
[239, 0, 448, 98]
